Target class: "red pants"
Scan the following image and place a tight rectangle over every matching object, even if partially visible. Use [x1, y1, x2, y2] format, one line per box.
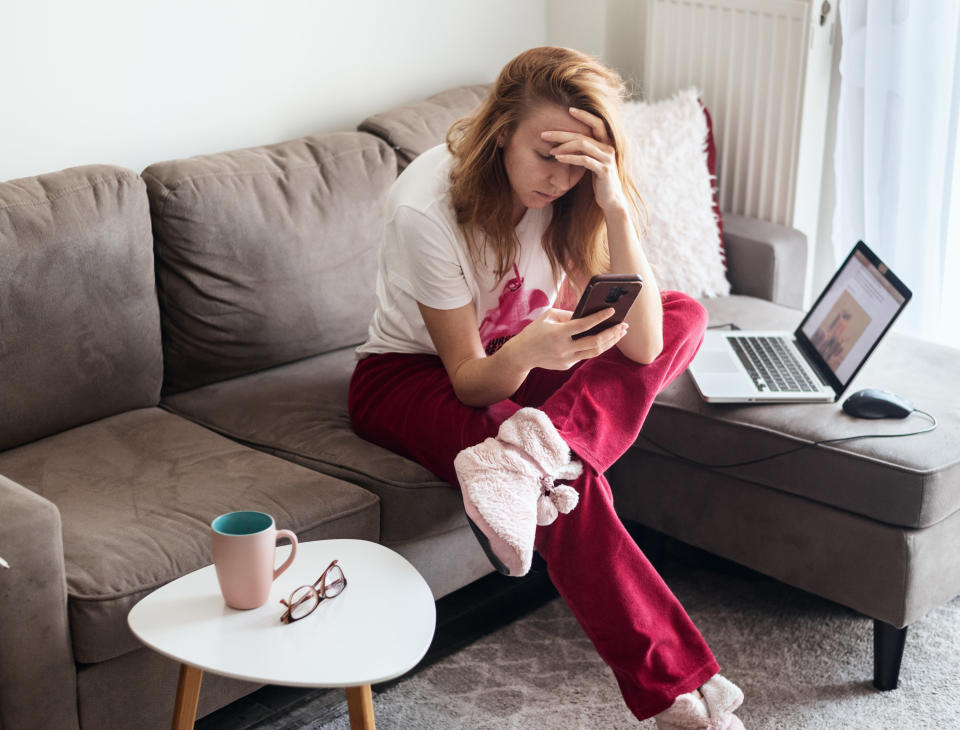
[348, 291, 720, 720]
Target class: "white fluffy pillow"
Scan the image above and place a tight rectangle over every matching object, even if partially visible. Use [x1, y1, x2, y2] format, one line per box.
[621, 87, 730, 298]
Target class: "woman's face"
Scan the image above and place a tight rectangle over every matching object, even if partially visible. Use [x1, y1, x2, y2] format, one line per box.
[501, 102, 592, 221]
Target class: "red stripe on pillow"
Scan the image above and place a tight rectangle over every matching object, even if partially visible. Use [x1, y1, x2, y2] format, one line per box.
[699, 101, 726, 268]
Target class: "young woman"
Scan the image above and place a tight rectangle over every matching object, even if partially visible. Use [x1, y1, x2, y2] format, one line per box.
[350, 46, 746, 729]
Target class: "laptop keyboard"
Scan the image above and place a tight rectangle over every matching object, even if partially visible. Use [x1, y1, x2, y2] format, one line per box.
[728, 336, 820, 393]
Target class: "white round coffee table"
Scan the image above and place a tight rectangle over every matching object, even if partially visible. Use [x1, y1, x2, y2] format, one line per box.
[128, 539, 436, 730]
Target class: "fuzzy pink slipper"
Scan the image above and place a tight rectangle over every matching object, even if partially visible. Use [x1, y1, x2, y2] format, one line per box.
[654, 674, 745, 730]
[454, 407, 581, 576]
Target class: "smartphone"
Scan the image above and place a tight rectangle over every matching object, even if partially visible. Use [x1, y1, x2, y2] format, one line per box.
[570, 274, 643, 340]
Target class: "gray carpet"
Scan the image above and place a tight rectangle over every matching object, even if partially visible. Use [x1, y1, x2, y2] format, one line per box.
[225, 551, 960, 729]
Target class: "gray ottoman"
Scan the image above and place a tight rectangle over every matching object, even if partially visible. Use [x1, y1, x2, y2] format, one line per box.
[610, 295, 960, 690]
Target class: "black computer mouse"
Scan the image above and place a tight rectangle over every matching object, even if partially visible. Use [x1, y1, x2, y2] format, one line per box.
[842, 388, 915, 419]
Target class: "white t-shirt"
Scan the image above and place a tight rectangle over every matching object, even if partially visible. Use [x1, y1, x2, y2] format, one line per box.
[356, 144, 561, 359]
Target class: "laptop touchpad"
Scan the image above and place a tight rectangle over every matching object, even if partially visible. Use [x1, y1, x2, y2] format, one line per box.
[697, 351, 741, 373]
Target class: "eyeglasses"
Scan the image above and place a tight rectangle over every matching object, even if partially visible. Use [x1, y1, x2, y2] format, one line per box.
[279, 559, 347, 624]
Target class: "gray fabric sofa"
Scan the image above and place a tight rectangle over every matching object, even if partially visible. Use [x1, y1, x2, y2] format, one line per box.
[1, 83, 955, 730]
[0, 128, 489, 730]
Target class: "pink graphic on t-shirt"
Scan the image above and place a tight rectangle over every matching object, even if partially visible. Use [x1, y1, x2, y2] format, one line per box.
[479, 263, 550, 355]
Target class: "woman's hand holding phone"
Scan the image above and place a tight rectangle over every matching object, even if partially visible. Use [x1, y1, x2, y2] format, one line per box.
[502, 306, 628, 372]
[570, 274, 643, 339]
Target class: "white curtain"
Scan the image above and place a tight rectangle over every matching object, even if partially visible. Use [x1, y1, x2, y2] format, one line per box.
[834, 0, 960, 348]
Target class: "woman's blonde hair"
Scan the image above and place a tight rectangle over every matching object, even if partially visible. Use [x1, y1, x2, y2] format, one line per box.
[446, 46, 645, 293]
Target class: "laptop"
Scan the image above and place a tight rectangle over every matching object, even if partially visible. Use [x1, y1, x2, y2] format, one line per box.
[688, 241, 912, 403]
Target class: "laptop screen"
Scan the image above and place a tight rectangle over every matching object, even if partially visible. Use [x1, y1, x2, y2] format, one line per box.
[795, 241, 912, 394]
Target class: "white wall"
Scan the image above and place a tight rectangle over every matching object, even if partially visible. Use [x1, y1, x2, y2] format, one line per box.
[545, 0, 642, 95]
[0, 0, 547, 181]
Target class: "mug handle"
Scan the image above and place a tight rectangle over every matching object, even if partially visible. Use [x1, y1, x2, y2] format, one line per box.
[273, 529, 298, 580]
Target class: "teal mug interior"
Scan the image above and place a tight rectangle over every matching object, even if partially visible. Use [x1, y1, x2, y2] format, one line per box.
[211, 511, 273, 536]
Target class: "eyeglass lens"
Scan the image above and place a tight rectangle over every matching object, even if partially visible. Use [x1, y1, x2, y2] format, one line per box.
[286, 585, 320, 621]
[323, 564, 346, 598]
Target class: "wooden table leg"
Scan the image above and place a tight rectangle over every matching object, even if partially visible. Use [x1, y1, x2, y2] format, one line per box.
[172, 663, 203, 730]
[345, 684, 375, 730]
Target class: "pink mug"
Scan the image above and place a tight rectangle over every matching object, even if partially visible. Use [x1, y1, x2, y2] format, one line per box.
[211, 511, 298, 609]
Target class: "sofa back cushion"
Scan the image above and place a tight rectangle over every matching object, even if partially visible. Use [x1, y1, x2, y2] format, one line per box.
[0, 166, 162, 451]
[358, 84, 491, 172]
[143, 133, 396, 394]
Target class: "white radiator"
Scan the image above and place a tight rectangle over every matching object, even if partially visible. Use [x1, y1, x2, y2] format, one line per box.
[642, 0, 826, 227]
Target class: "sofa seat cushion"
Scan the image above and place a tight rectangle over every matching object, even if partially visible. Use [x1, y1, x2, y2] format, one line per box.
[0, 408, 379, 664]
[161, 346, 462, 545]
[634, 295, 960, 529]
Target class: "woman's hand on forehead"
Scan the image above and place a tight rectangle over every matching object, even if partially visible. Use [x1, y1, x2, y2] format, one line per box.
[541, 107, 626, 213]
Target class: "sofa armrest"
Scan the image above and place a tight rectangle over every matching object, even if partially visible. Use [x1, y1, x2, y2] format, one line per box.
[0, 475, 79, 730]
[721, 212, 807, 308]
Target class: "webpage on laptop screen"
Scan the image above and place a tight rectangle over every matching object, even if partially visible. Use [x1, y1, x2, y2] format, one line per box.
[800, 250, 906, 384]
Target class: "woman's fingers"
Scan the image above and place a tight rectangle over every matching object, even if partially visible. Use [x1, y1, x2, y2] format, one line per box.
[567, 106, 610, 143]
[540, 107, 614, 181]
[522, 307, 627, 370]
[541, 130, 617, 186]
[542, 131, 612, 159]
[569, 322, 629, 363]
[554, 153, 606, 174]
[586, 321, 629, 351]
[567, 307, 615, 337]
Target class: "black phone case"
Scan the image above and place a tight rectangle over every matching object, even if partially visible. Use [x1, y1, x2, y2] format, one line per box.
[570, 274, 643, 340]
